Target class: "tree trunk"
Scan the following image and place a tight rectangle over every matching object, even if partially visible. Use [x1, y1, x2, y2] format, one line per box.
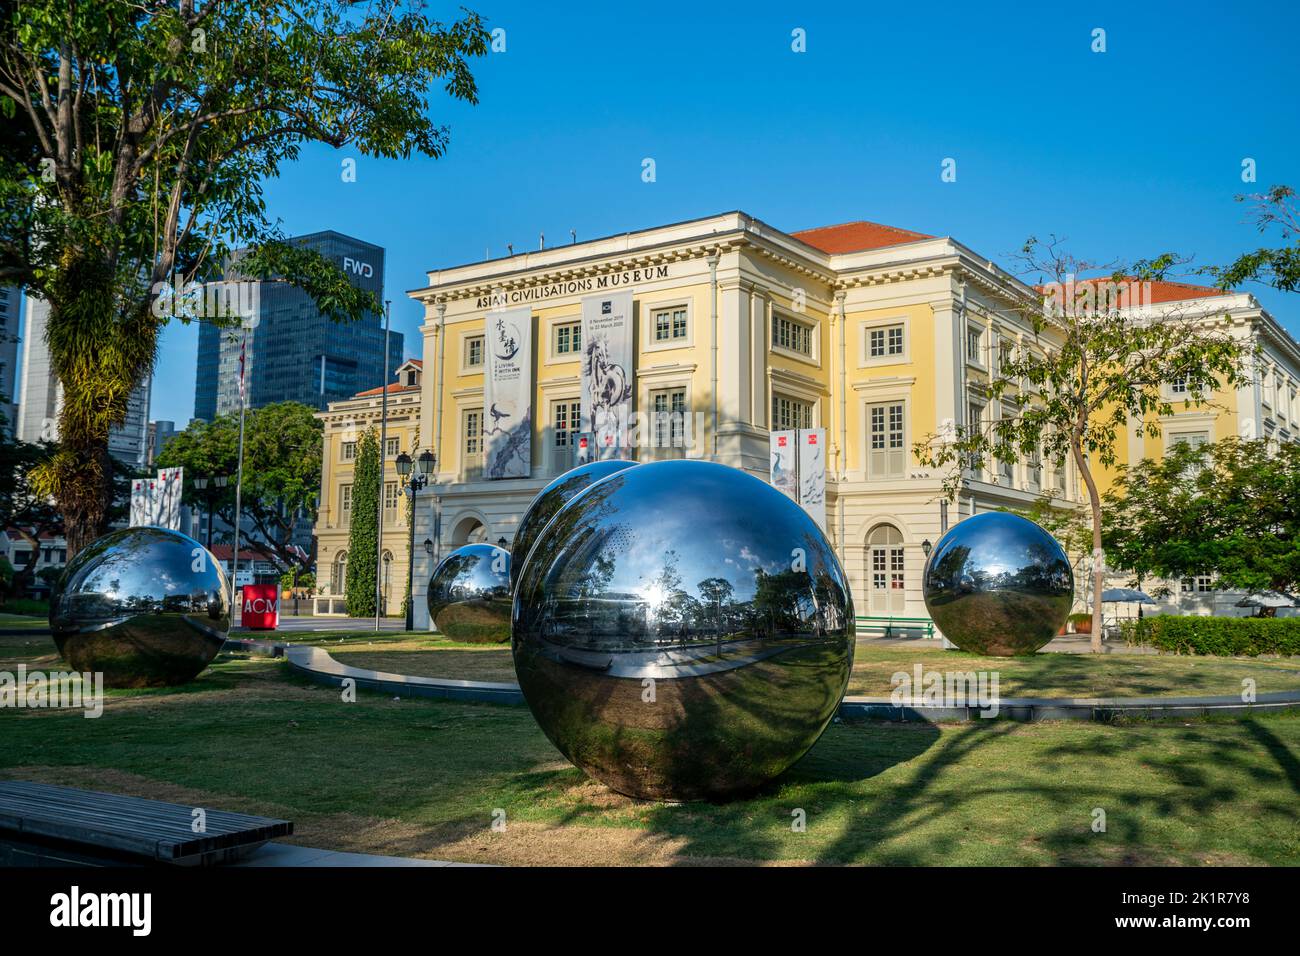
[1070, 437, 1105, 653]
[42, 254, 153, 560]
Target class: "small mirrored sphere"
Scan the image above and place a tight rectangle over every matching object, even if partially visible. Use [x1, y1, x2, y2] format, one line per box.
[49, 527, 231, 688]
[513, 460, 855, 802]
[427, 543, 512, 643]
[922, 512, 1074, 656]
[510, 459, 637, 592]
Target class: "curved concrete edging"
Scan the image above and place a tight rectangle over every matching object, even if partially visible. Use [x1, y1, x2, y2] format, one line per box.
[222, 638, 1300, 722]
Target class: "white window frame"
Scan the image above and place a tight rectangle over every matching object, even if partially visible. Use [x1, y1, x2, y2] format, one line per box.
[461, 406, 483, 479]
[965, 324, 986, 369]
[642, 298, 694, 353]
[341, 440, 357, 462]
[339, 483, 353, 521]
[859, 316, 910, 367]
[460, 331, 485, 374]
[550, 397, 582, 472]
[771, 392, 815, 432]
[865, 399, 907, 480]
[546, 316, 583, 365]
[771, 310, 818, 365]
[649, 386, 689, 455]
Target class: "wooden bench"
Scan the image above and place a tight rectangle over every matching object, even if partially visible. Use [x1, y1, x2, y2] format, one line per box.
[856, 615, 936, 639]
[0, 780, 292, 867]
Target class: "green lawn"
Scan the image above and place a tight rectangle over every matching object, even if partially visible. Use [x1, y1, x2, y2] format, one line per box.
[328, 633, 1300, 699]
[3, 631, 1298, 865]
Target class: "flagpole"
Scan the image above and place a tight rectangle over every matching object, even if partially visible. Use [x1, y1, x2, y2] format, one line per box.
[375, 299, 392, 632]
[231, 326, 248, 618]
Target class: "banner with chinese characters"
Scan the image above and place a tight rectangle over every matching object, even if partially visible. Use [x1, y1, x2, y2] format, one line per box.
[769, 429, 826, 529]
[483, 306, 533, 479]
[580, 291, 634, 460]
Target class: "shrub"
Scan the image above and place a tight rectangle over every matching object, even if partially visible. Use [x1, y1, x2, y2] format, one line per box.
[1119, 615, 1300, 657]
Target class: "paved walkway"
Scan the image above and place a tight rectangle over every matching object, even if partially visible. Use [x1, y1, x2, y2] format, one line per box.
[868, 634, 1158, 655]
[234, 843, 485, 867]
[222, 635, 1300, 723]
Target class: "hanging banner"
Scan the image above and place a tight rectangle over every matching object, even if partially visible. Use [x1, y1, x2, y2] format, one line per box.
[483, 306, 533, 479]
[131, 468, 184, 529]
[157, 466, 184, 530]
[769, 429, 826, 529]
[580, 291, 634, 460]
[798, 429, 827, 530]
[769, 430, 798, 502]
[129, 479, 151, 527]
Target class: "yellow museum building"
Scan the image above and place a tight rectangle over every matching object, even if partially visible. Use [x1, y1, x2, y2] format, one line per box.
[316, 211, 1300, 627]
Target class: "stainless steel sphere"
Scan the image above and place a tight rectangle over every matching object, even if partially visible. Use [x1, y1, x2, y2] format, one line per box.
[512, 459, 855, 802]
[510, 459, 637, 592]
[49, 527, 231, 688]
[922, 512, 1074, 656]
[427, 543, 512, 643]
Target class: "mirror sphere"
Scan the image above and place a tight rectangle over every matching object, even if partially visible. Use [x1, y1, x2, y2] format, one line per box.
[512, 460, 855, 802]
[922, 512, 1074, 656]
[49, 527, 231, 687]
[427, 543, 512, 643]
[509, 459, 637, 592]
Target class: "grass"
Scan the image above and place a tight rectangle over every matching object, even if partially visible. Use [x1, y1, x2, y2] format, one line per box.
[2, 630, 1299, 865]
[326, 633, 1300, 699]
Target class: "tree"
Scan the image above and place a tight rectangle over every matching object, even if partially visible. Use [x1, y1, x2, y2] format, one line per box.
[1103, 437, 1300, 604]
[0, 412, 132, 592]
[345, 427, 379, 617]
[0, 1, 488, 555]
[155, 401, 322, 573]
[1202, 185, 1300, 294]
[914, 239, 1249, 651]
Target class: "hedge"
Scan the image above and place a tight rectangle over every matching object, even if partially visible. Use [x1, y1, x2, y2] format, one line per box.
[1119, 615, 1300, 657]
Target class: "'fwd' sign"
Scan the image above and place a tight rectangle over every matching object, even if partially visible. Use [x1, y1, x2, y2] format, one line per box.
[343, 256, 374, 278]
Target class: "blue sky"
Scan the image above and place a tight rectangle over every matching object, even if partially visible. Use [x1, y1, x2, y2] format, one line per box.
[147, 0, 1300, 423]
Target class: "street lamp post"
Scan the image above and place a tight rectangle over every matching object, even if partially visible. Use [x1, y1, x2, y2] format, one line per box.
[396, 450, 435, 631]
[190, 474, 230, 550]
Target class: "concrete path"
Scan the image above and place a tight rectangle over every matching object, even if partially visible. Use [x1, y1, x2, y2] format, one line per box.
[234, 842, 486, 867]
[224, 635, 1300, 723]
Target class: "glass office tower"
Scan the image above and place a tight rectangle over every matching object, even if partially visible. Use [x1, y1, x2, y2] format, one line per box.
[194, 230, 402, 420]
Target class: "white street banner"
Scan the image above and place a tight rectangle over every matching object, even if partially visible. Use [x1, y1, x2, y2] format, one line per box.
[483, 306, 533, 479]
[769, 429, 826, 528]
[129, 479, 151, 527]
[769, 430, 798, 502]
[154, 467, 184, 530]
[581, 291, 634, 460]
[798, 429, 827, 530]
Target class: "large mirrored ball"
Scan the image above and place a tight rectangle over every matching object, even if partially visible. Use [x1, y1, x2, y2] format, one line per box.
[922, 512, 1074, 656]
[49, 527, 231, 688]
[427, 543, 512, 643]
[513, 460, 855, 802]
[509, 459, 637, 592]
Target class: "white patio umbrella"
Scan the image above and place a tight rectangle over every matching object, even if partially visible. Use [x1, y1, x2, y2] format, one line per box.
[1235, 591, 1300, 610]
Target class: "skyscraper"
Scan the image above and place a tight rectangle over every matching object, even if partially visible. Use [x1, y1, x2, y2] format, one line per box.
[17, 294, 150, 467]
[193, 230, 401, 420]
[0, 285, 19, 432]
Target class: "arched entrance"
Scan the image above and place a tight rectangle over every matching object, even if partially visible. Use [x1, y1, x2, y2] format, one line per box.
[450, 515, 488, 547]
[866, 523, 906, 614]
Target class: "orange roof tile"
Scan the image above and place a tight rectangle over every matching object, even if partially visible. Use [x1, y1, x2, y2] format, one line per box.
[790, 220, 934, 254]
[352, 382, 420, 398]
[1035, 277, 1235, 305]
